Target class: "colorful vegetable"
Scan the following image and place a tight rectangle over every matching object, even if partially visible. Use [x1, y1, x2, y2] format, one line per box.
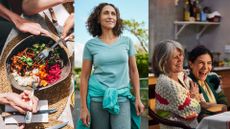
[10, 41, 64, 88]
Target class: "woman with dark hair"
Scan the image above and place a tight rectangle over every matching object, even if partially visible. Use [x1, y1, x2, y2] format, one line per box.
[188, 45, 228, 120]
[78, 3, 144, 129]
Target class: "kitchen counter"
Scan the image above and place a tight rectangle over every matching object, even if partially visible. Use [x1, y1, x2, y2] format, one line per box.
[213, 66, 230, 71]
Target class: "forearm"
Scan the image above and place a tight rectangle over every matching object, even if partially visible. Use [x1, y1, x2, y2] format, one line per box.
[80, 60, 92, 110]
[129, 56, 141, 100]
[22, 0, 64, 15]
[0, 4, 19, 24]
[0, 93, 9, 105]
[80, 77, 89, 109]
[130, 70, 141, 100]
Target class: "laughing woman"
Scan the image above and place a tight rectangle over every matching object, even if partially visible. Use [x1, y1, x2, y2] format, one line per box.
[188, 45, 228, 120]
[152, 40, 201, 129]
[78, 3, 144, 129]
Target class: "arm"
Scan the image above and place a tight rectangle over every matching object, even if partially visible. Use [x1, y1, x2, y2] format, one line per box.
[0, 3, 16, 22]
[80, 60, 92, 126]
[0, 4, 49, 35]
[22, 0, 73, 15]
[62, 13, 74, 39]
[0, 93, 10, 105]
[129, 56, 145, 115]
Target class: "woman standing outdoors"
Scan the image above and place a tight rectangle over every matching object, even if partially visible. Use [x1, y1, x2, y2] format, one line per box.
[78, 3, 144, 129]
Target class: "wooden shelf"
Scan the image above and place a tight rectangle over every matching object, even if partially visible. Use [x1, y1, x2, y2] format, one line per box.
[174, 21, 220, 40]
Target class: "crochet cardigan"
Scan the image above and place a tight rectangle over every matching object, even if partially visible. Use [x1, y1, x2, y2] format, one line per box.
[155, 73, 201, 120]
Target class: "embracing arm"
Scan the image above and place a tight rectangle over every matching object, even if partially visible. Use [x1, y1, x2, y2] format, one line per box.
[129, 56, 145, 115]
[22, 0, 73, 15]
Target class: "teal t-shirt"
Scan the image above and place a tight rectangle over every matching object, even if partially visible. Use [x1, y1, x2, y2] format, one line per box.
[83, 36, 136, 90]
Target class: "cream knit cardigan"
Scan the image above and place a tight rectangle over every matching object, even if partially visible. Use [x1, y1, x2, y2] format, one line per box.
[155, 72, 201, 129]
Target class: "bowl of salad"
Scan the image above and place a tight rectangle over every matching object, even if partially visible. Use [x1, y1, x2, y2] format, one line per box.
[5, 35, 71, 91]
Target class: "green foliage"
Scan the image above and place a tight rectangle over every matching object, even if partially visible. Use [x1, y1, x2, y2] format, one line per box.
[136, 51, 148, 78]
[73, 67, 82, 75]
[123, 19, 148, 52]
[73, 67, 82, 90]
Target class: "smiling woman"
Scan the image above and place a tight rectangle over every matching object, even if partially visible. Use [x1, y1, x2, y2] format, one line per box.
[99, 5, 117, 31]
[86, 3, 123, 38]
[188, 45, 228, 121]
[77, 2, 144, 129]
[152, 40, 201, 129]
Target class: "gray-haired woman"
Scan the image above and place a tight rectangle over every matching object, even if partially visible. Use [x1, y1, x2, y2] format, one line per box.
[152, 40, 201, 129]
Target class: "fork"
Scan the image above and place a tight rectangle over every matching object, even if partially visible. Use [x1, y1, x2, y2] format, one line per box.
[34, 34, 73, 64]
[34, 38, 63, 64]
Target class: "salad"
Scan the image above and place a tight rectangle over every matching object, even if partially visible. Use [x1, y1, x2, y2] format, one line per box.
[10, 41, 64, 88]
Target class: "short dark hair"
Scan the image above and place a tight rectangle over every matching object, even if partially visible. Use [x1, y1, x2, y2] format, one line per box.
[189, 45, 213, 63]
[86, 3, 123, 37]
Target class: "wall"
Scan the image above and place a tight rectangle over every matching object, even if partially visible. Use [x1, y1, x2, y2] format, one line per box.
[150, 0, 230, 61]
[149, 0, 176, 60]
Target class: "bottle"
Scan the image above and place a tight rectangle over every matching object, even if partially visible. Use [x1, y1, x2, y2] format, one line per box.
[195, 0, 201, 21]
[192, 0, 199, 21]
[183, 0, 190, 21]
[189, 0, 195, 21]
[200, 10, 207, 21]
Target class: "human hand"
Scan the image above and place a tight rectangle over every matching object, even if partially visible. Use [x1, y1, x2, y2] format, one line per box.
[20, 90, 39, 113]
[135, 98, 145, 116]
[4, 90, 38, 114]
[61, 13, 74, 40]
[14, 16, 49, 36]
[200, 101, 215, 109]
[80, 107, 90, 127]
[189, 80, 199, 95]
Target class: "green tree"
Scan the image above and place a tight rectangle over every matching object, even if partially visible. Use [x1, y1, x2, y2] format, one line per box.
[123, 19, 148, 52]
[136, 51, 148, 78]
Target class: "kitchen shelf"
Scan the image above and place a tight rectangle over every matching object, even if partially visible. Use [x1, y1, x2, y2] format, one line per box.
[174, 21, 220, 40]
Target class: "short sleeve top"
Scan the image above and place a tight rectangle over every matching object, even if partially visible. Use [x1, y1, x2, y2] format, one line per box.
[83, 36, 136, 89]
